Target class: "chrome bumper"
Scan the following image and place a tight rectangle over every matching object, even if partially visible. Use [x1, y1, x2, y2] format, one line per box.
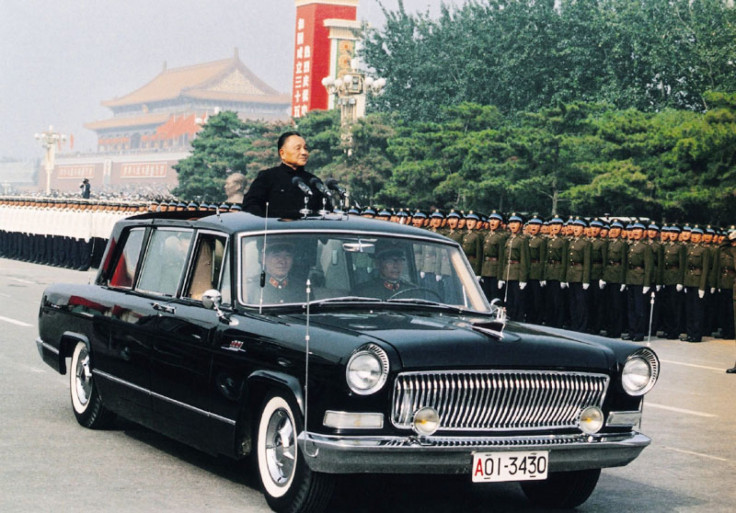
[297, 431, 650, 474]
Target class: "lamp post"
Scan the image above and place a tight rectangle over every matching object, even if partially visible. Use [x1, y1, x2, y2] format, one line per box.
[322, 68, 386, 128]
[34, 126, 66, 195]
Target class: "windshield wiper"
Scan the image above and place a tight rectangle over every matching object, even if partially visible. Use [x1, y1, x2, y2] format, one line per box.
[386, 298, 469, 312]
[308, 296, 383, 306]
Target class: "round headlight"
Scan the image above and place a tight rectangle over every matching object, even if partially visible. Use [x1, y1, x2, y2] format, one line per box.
[622, 349, 659, 396]
[578, 406, 604, 434]
[346, 344, 389, 395]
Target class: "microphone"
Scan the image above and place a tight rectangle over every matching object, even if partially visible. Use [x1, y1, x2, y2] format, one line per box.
[309, 177, 332, 197]
[292, 176, 313, 196]
[325, 179, 346, 198]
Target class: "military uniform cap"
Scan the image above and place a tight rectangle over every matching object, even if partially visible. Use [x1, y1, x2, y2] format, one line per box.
[396, 209, 408, 218]
[691, 225, 704, 234]
[705, 225, 715, 235]
[378, 208, 392, 217]
[429, 209, 445, 219]
[549, 216, 564, 225]
[347, 206, 361, 215]
[572, 217, 587, 227]
[728, 225, 736, 240]
[610, 220, 624, 229]
[465, 210, 480, 221]
[632, 221, 646, 230]
[647, 222, 660, 231]
[488, 210, 504, 221]
[682, 224, 692, 232]
[669, 224, 681, 233]
[230, 203, 242, 211]
[361, 206, 377, 216]
[412, 210, 427, 219]
[527, 215, 543, 225]
[447, 210, 462, 219]
[373, 239, 407, 260]
[589, 218, 604, 228]
[508, 212, 523, 223]
[218, 202, 231, 211]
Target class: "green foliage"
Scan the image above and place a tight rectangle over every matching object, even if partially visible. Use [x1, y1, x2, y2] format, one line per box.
[362, 0, 736, 121]
[173, 111, 286, 201]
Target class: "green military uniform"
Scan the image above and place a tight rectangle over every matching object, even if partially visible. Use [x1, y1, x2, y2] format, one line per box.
[625, 228, 654, 341]
[660, 230, 686, 339]
[480, 217, 508, 302]
[603, 222, 629, 338]
[462, 229, 483, 275]
[683, 229, 710, 342]
[715, 243, 736, 339]
[542, 217, 567, 327]
[526, 227, 547, 324]
[566, 221, 591, 332]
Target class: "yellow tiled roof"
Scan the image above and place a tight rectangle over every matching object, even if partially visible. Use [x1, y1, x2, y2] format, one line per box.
[102, 53, 285, 108]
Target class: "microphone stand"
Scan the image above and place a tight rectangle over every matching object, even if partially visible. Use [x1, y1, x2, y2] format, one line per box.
[299, 195, 311, 219]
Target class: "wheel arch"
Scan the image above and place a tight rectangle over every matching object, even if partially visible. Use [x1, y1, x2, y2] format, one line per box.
[233, 370, 304, 458]
[57, 332, 91, 375]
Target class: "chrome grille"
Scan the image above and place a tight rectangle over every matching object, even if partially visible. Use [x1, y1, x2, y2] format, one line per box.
[391, 370, 609, 432]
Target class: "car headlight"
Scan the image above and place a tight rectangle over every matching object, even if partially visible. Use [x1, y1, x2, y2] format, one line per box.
[621, 348, 659, 396]
[346, 344, 389, 395]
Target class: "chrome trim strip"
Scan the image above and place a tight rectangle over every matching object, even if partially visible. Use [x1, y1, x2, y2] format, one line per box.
[93, 369, 236, 426]
[392, 370, 610, 432]
[37, 338, 60, 355]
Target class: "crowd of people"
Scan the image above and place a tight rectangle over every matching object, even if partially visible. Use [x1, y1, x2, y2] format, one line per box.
[354, 207, 735, 344]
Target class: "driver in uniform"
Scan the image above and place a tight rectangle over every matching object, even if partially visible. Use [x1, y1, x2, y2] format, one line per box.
[354, 241, 415, 300]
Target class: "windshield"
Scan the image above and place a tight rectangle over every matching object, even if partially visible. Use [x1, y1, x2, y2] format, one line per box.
[238, 232, 490, 312]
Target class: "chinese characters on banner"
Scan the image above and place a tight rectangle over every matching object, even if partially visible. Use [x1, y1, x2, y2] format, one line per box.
[292, 17, 313, 118]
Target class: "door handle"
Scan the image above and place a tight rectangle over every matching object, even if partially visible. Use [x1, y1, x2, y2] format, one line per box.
[152, 302, 176, 314]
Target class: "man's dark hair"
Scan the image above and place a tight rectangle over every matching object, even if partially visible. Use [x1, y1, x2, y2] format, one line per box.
[277, 131, 302, 151]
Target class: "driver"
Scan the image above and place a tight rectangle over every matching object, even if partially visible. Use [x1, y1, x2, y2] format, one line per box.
[354, 241, 415, 300]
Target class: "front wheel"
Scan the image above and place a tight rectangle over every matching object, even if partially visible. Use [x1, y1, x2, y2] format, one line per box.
[520, 468, 601, 508]
[256, 392, 334, 513]
[69, 341, 115, 429]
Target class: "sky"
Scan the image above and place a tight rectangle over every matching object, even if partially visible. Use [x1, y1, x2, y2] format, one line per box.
[1, 0, 467, 161]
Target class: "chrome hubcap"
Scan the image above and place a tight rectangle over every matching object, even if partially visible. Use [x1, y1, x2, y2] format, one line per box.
[75, 349, 92, 406]
[265, 408, 296, 485]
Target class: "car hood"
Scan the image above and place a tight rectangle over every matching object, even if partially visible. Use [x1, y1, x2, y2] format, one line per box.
[306, 310, 616, 372]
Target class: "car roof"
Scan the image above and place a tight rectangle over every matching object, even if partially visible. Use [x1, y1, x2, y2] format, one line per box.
[123, 211, 451, 242]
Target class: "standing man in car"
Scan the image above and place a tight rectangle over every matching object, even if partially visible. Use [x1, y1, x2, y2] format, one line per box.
[242, 132, 329, 218]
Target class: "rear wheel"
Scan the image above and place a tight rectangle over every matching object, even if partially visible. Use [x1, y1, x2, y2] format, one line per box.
[69, 341, 115, 429]
[520, 468, 601, 508]
[256, 392, 334, 513]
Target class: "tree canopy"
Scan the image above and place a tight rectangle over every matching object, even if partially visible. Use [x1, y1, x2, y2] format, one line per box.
[173, 1, 736, 225]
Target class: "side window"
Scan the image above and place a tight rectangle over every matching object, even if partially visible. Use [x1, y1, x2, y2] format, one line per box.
[109, 228, 145, 289]
[137, 229, 193, 296]
[184, 233, 228, 301]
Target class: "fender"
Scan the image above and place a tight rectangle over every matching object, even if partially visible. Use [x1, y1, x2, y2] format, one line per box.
[57, 332, 90, 375]
[247, 370, 304, 415]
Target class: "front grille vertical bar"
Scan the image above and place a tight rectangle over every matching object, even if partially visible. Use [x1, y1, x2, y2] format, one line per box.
[391, 370, 609, 432]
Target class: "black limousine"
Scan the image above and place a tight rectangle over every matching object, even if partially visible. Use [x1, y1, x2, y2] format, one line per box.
[36, 210, 659, 512]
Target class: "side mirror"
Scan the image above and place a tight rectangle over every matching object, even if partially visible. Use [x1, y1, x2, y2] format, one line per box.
[201, 289, 236, 325]
[201, 289, 222, 310]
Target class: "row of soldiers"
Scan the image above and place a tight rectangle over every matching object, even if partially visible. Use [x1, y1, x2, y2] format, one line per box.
[0, 196, 147, 270]
[361, 207, 736, 343]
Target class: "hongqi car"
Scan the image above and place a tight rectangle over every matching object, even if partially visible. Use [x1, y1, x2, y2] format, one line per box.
[36, 209, 659, 513]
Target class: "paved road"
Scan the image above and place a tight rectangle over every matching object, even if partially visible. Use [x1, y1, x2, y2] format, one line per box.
[1, 257, 734, 512]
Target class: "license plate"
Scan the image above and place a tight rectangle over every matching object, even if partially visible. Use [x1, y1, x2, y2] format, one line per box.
[471, 451, 548, 482]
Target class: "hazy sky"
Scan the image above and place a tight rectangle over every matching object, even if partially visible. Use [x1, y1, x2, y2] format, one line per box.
[1, 0, 466, 161]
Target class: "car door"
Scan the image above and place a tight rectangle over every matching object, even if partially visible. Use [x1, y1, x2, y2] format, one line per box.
[93, 226, 157, 425]
[148, 231, 229, 450]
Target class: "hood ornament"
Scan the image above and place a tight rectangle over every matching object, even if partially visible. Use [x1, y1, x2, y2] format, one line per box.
[471, 299, 506, 340]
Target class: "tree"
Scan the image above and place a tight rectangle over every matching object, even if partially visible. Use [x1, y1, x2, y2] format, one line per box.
[173, 112, 269, 201]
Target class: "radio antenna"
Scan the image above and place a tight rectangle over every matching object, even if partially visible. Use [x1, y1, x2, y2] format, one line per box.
[258, 202, 269, 314]
[304, 278, 317, 457]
